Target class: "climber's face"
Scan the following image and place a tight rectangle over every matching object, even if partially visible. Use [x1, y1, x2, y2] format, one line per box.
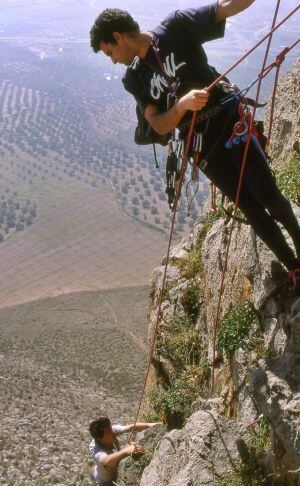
[100, 33, 137, 66]
[98, 425, 116, 446]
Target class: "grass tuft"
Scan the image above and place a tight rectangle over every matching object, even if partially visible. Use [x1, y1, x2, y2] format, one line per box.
[274, 154, 300, 205]
[218, 301, 261, 357]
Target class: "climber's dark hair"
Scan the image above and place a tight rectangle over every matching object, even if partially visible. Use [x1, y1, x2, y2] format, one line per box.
[90, 8, 140, 53]
[89, 416, 112, 440]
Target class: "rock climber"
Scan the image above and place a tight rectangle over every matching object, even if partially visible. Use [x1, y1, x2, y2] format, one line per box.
[89, 416, 159, 485]
[90, 1, 300, 291]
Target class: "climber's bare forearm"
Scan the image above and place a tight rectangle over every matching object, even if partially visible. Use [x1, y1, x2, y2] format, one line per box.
[144, 101, 186, 135]
[101, 449, 129, 471]
[122, 422, 161, 433]
[144, 90, 210, 136]
[216, 0, 255, 22]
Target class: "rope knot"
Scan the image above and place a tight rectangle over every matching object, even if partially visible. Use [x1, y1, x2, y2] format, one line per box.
[275, 46, 289, 66]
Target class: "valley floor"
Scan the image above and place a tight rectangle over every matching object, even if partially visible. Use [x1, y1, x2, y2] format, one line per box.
[0, 286, 149, 485]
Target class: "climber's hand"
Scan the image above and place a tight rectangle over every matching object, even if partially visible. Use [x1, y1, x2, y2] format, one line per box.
[125, 442, 145, 456]
[178, 89, 209, 112]
[148, 422, 162, 428]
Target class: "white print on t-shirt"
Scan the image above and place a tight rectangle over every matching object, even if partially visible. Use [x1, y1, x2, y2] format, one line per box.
[150, 52, 186, 100]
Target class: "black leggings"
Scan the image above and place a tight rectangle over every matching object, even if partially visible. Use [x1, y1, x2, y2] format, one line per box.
[199, 110, 300, 271]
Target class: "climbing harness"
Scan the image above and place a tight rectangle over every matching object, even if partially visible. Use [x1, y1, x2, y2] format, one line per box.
[128, 1, 300, 445]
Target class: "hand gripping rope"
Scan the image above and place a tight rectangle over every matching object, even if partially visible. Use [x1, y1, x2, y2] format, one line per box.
[128, 1, 300, 445]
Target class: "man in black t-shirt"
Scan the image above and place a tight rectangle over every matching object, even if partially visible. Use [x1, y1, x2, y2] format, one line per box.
[90, 2, 300, 289]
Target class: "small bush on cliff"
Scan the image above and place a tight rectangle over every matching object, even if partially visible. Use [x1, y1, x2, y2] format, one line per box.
[176, 245, 203, 279]
[176, 208, 225, 278]
[274, 154, 300, 205]
[161, 280, 178, 302]
[145, 363, 210, 429]
[156, 315, 202, 370]
[180, 280, 202, 318]
[218, 301, 261, 357]
[143, 312, 210, 428]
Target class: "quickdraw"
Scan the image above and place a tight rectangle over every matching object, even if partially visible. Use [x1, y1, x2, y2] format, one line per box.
[225, 101, 270, 164]
[165, 141, 181, 210]
[225, 103, 252, 148]
[166, 122, 210, 213]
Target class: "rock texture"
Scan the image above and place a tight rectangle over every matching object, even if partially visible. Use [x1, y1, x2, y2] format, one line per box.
[141, 206, 300, 485]
[119, 425, 166, 486]
[119, 60, 300, 485]
[140, 409, 248, 486]
[265, 57, 300, 163]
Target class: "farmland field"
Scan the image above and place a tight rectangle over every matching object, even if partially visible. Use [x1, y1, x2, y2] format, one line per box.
[0, 40, 208, 243]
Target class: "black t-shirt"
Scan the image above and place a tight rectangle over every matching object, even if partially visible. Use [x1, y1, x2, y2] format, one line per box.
[122, 2, 226, 116]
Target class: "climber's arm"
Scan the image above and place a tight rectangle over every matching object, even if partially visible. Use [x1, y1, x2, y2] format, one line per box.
[122, 422, 161, 433]
[216, 0, 256, 22]
[144, 89, 210, 136]
[100, 443, 145, 470]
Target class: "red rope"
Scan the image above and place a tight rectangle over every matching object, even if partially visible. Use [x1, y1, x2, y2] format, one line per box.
[206, 2, 299, 93]
[204, 0, 282, 405]
[211, 183, 217, 212]
[128, 1, 299, 443]
[266, 39, 300, 148]
[266, 63, 282, 149]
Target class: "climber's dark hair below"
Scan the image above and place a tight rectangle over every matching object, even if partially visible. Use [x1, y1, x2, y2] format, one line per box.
[89, 416, 111, 440]
[90, 8, 140, 53]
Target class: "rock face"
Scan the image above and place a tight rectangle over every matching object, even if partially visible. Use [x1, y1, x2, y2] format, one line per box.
[140, 204, 300, 485]
[118, 60, 300, 485]
[251, 297, 300, 471]
[140, 409, 247, 486]
[265, 57, 300, 162]
[119, 425, 166, 486]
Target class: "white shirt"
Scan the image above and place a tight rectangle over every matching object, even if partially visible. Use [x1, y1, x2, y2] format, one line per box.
[89, 424, 125, 485]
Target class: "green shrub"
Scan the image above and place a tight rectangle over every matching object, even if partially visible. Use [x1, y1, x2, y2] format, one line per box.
[146, 311, 210, 428]
[176, 208, 225, 278]
[176, 246, 203, 279]
[274, 154, 300, 205]
[218, 301, 261, 357]
[180, 280, 202, 318]
[156, 315, 202, 370]
[161, 280, 178, 302]
[146, 363, 210, 429]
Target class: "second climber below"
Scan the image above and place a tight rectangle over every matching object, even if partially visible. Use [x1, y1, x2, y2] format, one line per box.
[90, 0, 300, 289]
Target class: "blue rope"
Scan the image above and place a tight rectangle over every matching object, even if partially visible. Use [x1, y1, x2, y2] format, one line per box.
[220, 74, 262, 108]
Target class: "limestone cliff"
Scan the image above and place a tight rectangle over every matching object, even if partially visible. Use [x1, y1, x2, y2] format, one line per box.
[120, 60, 300, 485]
